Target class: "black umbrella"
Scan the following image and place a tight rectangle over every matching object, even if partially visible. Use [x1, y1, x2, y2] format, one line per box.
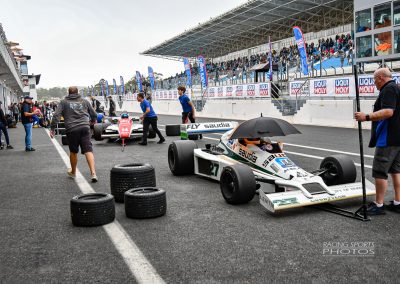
[230, 117, 301, 139]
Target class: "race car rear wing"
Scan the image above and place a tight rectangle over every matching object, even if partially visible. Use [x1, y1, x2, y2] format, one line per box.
[180, 121, 238, 139]
[259, 180, 375, 213]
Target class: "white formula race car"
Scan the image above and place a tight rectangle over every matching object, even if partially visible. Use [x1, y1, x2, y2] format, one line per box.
[93, 114, 156, 146]
[168, 120, 375, 213]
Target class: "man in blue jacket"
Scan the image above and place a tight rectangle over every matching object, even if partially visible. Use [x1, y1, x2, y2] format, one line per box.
[137, 92, 165, 146]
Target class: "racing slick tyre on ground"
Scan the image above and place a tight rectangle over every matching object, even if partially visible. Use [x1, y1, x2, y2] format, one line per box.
[93, 123, 105, 141]
[168, 140, 197, 175]
[70, 193, 115, 227]
[148, 126, 156, 139]
[124, 187, 166, 219]
[61, 135, 68, 145]
[165, 124, 181, 136]
[110, 163, 156, 203]
[220, 164, 256, 204]
[319, 154, 357, 186]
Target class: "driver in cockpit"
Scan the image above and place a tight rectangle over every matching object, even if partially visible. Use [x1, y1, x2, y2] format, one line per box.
[239, 137, 283, 153]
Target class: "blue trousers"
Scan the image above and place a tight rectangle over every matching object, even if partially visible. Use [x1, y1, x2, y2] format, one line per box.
[23, 123, 32, 150]
[0, 122, 10, 146]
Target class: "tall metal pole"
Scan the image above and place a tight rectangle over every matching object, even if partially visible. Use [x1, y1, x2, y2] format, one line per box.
[353, 63, 368, 220]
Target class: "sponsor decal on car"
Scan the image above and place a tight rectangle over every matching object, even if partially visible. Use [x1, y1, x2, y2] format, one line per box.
[238, 148, 258, 163]
[273, 197, 299, 206]
[275, 157, 296, 168]
[335, 79, 350, 95]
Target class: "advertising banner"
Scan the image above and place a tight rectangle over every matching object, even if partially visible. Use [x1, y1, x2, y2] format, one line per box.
[136, 71, 143, 92]
[198, 55, 208, 88]
[148, 66, 155, 90]
[105, 80, 109, 97]
[120, 76, 125, 95]
[293, 26, 309, 76]
[113, 78, 117, 95]
[183, 58, 192, 87]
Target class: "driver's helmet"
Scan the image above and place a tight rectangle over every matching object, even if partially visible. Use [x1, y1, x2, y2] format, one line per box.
[243, 138, 261, 145]
[121, 113, 129, 119]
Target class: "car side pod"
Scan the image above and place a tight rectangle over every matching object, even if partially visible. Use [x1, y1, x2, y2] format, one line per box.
[259, 179, 376, 213]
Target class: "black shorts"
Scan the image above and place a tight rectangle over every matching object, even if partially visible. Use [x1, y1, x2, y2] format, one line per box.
[66, 126, 93, 154]
[182, 112, 195, 124]
[372, 146, 400, 179]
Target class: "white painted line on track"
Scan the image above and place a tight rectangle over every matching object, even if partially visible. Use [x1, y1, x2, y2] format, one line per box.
[201, 136, 372, 169]
[208, 133, 374, 159]
[45, 130, 165, 284]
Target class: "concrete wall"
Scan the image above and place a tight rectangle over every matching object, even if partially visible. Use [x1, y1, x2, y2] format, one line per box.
[106, 97, 374, 130]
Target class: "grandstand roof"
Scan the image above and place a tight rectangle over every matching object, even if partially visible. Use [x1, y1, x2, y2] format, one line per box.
[141, 0, 353, 60]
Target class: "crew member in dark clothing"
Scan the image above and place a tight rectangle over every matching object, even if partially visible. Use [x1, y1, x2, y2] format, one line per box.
[51, 87, 99, 182]
[21, 96, 39, 151]
[0, 101, 13, 149]
[108, 95, 116, 117]
[137, 92, 165, 145]
[355, 68, 400, 215]
[90, 95, 101, 113]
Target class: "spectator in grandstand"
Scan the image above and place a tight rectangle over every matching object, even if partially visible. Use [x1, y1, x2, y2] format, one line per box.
[21, 96, 40, 151]
[355, 68, 400, 215]
[136, 92, 165, 146]
[107, 95, 116, 117]
[90, 95, 101, 113]
[50, 86, 99, 182]
[0, 101, 13, 149]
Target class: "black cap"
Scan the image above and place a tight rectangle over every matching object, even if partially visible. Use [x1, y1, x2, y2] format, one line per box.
[24, 95, 33, 100]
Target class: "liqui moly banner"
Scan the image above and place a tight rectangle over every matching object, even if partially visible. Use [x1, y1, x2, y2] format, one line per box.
[120, 76, 125, 94]
[183, 58, 192, 87]
[113, 78, 118, 95]
[197, 55, 208, 88]
[148, 66, 155, 90]
[293, 26, 309, 76]
[136, 71, 143, 92]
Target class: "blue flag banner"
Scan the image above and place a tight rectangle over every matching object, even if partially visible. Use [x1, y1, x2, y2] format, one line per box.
[136, 71, 143, 92]
[113, 78, 117, 95]
[105, 80, 109, 96]
[268, 35, 273, 81]
[183, 58, 192, 87]
[120, 76, 125, 94]
[197, 55, 208, 88]
[148, 66, 155, 90]
[100, 82, 104, 97]
[293, 26, 309, 76]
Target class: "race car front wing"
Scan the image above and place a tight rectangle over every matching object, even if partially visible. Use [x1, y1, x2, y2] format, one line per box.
[259, 180, 375, 212]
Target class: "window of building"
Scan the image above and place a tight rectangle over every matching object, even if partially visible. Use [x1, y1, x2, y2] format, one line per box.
[356, 9, 372, 32]
[357, 36, 373, 58]
[394, 29, 400, 53]
[29, 84, 35, 89]
[374, 31, 392, 56]
[395, 1, 400, 25]
[374, 2, 392, 29]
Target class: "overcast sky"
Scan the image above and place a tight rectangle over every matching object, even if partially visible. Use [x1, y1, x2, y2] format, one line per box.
[1, 0, 245, 88]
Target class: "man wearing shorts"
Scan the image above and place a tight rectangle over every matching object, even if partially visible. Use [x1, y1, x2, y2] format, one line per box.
[50, 87, 99, 182]
[355, 68, 400, 215]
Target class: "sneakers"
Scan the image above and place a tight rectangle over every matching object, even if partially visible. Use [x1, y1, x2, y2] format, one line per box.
[157, 138, 166, 144]
[25, 147, 36, 152]
[91, 174, 98, 183]
[387, 201, 400, 213]
[67, 169, 76, 179]
[0, 144, 3, 150]
[6, 145, 13, 149]
[366, 202, 386, 215]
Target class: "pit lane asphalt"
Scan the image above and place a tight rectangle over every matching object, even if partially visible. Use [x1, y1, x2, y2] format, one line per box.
[1, 116, 399, 283]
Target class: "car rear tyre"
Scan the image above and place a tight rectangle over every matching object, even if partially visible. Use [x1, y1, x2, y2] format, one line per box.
[220, 164, 256, 204]
[165, 124, 181, 136]
[125, 187, 166, 219]
[110, 163, 156, 203]
[320, 154, 357, 186]
[188, 134, 199, 140]
[70, 193, 115, 227]
[61, 135, 68, 145]
[93, 123, 104, 141]
[168, 140, 197, 175]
